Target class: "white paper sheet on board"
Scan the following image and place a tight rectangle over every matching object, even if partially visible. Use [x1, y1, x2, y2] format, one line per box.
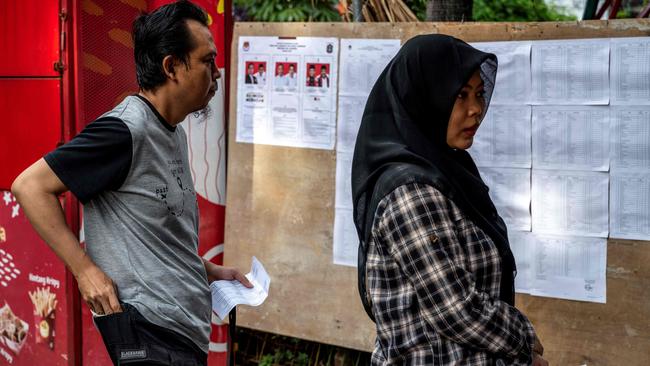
[610, 37, 650, 105]
[333, 208, 359, 267]
[339, 39, 401, 96]
[532, 170, 609, 237]
[531, 39, 609, 105]
[610, 106, 650, 172]
[531, 234, 606, 303]
[336, 96, 366, 153]
[471, 41, 532, 105]
[610, 172, 650, 241]
[470, 105, 531, 168]
[332, 39, 401, 267]
[532, 106, 609, 171]
[508, 230, 535, 294]
[479, 167, 531, 231]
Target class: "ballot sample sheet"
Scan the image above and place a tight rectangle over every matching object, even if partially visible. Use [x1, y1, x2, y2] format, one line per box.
[532, 106, 610, 171]
[532, 170, 609, 237]
[531, 235, 607, 303]
[470, 105, 531, 168]
[471, 41, 532, 105]
[333, 39, 401, 267]
[479, 167, 531, 231]
[210, 256, 270, 320]
[531, 39, 609, 105]
[610, 106, 650, 172]
[236, 36, 338, 149]
[610, 37, 650, 105]
[610, 172, 650, 240]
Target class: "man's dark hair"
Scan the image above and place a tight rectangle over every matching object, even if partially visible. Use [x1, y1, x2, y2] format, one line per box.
[321, 65, 327, 72]
[133, 0, 208, 91]
[309, 65, 315, 70]
[259, 64, 265, 70]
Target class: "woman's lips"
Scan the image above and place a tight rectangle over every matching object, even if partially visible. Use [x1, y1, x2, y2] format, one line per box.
[463, 125, 479, 137]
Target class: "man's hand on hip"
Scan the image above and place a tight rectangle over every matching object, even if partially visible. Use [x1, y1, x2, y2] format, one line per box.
[76, 262, 122, 315]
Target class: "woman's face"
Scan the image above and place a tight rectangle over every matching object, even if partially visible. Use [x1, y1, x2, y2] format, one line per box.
[446, 70, 485, 150]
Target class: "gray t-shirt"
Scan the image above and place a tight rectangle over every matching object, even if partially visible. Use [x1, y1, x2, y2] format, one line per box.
[45, 95, 211, 352]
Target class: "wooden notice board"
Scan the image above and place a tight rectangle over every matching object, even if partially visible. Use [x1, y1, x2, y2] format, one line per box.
[225, 20, 650, 365]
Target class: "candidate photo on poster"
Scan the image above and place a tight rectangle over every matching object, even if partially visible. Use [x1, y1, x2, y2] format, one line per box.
[275, 62, 298, 88]
[244, 61, 267, 85]
[306, 63, 330, 88]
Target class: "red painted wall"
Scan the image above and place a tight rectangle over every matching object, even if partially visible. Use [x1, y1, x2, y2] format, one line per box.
[0, 80, 62, 191]
[0, 195, 71, 366]
[0, 2, 74, 365]
[0, 1, 59, 77]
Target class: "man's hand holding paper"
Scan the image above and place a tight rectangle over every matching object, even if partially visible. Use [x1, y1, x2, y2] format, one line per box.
[210, 257, 270, 320]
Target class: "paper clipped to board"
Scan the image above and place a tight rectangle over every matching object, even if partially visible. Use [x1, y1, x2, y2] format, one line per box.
[210, 256, 270, 320]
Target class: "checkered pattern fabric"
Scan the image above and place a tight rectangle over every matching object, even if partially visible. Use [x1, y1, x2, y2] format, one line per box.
[367, 183, 536, 365]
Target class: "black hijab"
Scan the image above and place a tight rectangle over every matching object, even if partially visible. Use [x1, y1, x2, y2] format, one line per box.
[351, 34, 517, 320]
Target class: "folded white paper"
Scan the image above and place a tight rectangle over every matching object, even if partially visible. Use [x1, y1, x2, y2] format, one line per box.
[210, 256, 270, 320]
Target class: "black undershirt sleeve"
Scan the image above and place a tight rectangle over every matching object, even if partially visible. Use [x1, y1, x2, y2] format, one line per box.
[44, 117, 132, 204]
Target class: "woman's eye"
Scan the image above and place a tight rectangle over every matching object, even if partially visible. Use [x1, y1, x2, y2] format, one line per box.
[477, 90, 485, 98]
[458, 91, 468, 99]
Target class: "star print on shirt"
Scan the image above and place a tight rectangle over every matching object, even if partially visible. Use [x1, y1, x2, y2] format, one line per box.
[3, 192, 12, 206]
[11, 204, 20, 218]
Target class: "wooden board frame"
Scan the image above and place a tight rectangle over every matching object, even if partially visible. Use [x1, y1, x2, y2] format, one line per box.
[225, 20, 650, 365]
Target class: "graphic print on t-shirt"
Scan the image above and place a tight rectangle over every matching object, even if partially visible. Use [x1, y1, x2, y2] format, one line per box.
[155, 158, 194, 217]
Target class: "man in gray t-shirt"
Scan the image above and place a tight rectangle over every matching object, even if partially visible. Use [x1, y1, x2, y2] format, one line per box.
[12, 1, 251, 365]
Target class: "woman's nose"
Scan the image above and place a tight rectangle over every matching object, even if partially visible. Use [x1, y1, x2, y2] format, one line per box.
[468, 96, 483, 117]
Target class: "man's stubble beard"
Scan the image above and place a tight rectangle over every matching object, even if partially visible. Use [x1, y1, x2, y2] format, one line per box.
[192, 103, 212, 120]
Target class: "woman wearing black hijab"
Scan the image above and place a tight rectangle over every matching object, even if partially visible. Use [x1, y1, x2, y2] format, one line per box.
[351, 35, 547, 365]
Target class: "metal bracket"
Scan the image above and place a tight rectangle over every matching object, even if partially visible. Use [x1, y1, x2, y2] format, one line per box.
[55, 10, 68, 74]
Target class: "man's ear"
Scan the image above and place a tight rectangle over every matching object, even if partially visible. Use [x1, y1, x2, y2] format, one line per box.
[162, 55, 178, 80]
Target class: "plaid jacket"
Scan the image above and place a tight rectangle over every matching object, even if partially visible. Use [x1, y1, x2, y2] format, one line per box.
[367, 183, 536, 365]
